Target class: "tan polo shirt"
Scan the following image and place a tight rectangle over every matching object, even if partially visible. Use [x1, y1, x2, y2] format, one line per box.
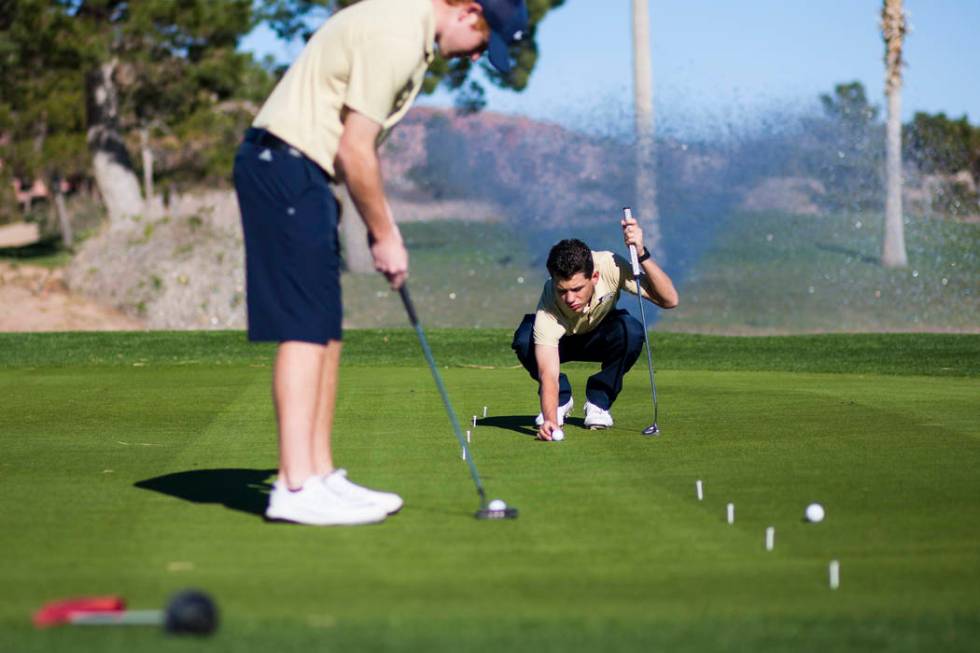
[533, 251, 650, 347]
[253, 0, 436, 177]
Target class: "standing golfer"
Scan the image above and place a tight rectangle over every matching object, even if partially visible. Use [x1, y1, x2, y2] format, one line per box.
[512, 216, 678, 440]
[233, 0, 529, 525]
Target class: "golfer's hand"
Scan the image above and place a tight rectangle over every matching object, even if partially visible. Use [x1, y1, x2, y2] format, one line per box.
[538, 420, 559, 441]
[621, 215, 645, 253]
[370, 232, 409, 289]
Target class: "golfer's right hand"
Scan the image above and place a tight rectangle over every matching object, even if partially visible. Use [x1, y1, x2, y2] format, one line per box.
[370, 233, 409, 289]
[538, 420, 559, 441]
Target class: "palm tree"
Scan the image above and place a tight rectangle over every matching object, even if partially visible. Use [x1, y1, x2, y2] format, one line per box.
[631, 0, 662, 260]
[881, 0, 908, 267]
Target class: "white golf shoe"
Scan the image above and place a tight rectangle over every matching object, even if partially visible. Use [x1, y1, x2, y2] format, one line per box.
[535, 397, 574, 426]
[265, 476, 387, 526]
[322, 469, 404, 515]
[584, 401, 614, 430]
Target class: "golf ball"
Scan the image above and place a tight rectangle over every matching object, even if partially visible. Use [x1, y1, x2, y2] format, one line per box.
[552, 428, 565, 441]
[488, 499, 507, 511]
[805, 503, 825, 523]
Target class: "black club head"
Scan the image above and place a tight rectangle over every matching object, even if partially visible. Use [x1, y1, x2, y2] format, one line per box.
[164, 590, 218, 636]
[475, 502, 519, 520]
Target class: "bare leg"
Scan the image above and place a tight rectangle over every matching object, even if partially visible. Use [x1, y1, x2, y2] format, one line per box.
[273, 341, 326, 489]
[312, 340, 342, 476]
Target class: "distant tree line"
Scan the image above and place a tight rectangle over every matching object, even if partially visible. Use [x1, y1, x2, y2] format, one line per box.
[726, 81, 979, 217]
[0, 0, 563, 231]
[904, 111, 980, 214]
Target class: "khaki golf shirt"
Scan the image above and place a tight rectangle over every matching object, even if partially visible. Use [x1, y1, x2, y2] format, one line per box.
[253, 0, 436, 178]
[533, 251, 650, 347]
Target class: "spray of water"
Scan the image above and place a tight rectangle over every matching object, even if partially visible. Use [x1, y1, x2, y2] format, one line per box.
[384, 98, 977, 333]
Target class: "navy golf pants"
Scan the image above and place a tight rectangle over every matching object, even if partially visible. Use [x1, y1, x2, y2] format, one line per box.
[511, 309, 645, 410]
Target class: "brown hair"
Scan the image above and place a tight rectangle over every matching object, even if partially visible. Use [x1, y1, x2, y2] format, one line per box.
[547, 239, 594, 280]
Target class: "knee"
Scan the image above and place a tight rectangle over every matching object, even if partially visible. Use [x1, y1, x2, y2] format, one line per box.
[619, 315, 645, 354]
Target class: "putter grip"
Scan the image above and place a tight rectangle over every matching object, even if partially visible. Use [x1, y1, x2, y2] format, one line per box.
[622, 207, 641, 276]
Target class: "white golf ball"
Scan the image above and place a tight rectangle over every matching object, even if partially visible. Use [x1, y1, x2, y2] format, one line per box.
[805, 503, 825, 523]
[552, 428, 565, 442]
[488, 499, 507, 511]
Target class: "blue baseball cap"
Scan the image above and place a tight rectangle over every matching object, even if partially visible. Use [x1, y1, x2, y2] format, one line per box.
[476, 0, 529, 73]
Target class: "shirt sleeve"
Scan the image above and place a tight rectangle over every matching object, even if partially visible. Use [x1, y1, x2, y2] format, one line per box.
[345, 37, 420, 125]
[532, 309, 565, 348]
[532, 282, 565, 347]
[611, 252, 651, 300]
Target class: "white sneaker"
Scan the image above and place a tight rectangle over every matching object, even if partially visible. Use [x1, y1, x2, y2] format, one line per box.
[535, 397, 574, 426]
[323, 469, 404, 515]
[584, 401, 614, 430]
[265, 476, 387, 526]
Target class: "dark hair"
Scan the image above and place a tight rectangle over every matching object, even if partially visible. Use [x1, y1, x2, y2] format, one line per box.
[546, 239, 593, 280]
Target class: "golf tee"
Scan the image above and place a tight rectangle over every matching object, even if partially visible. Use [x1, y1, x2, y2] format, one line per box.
[765, 526, 775, 551]
[829, 560, 840, 589]
[726, 503, 735, 524]
[696, 480, 703, 501]
[483, 406, 488, 418]
[466, 430, 471, 443]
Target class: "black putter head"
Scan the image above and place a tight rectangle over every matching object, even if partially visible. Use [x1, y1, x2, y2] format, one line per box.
[642, 423, 661, 436]
[164, 590, 218, 636]
[475, 500, 519, 520]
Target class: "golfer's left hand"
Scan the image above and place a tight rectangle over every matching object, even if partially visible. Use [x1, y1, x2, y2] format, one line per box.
[370, 232, 409, 289]
[621, 215, 644, 253]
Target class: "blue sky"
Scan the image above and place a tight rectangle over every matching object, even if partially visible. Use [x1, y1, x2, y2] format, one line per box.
[241, 0, 980, 137]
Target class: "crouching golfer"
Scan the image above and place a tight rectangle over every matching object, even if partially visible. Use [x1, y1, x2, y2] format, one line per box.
[233, 0, 529, 525]
[512, 216, 678, 440]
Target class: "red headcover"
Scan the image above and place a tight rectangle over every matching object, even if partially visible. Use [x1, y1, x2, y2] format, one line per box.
[33, 596, 126, 628]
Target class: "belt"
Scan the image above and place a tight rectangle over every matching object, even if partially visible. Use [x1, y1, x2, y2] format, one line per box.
[244, 128, 295, 152]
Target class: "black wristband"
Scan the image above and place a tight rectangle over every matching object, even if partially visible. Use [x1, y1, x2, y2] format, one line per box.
[636, 247, 651, 263]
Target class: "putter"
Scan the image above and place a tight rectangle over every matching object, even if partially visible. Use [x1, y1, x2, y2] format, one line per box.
[399, 284, 518, 520]
[622, 207, 660, 436]
[34, 590, 218, 636]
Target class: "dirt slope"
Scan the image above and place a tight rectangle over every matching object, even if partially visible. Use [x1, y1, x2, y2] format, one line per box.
[0, 261, 144, 332]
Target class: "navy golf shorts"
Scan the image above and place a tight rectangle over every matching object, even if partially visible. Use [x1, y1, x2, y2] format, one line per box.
[233, 129, 342, 344]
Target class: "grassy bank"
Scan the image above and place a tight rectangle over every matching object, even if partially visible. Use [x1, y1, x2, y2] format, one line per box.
[0, 330, 977, 376]
[658, 211, 979, 333]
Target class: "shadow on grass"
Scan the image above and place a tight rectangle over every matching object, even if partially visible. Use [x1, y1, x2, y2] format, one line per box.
[479, 415, 536, 437]
[0, 237, 62, 260]
[815, 242, 878, 265]
[134, 468, 276, 517]
[478, 415, 587, 437]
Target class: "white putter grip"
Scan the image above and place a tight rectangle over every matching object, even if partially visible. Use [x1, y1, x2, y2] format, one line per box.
[623, 208, 641, 275]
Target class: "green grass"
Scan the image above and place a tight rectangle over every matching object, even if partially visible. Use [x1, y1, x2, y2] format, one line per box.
[659, 211, 980, 333]
[0, 238, 73, 268]
[0, 330, 976, 376]
[342, 221, 542, 328]
[337, 214, 979, 333]
[1, 331, 978, 652]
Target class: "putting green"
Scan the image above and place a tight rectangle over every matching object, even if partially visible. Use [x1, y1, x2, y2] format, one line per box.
[0, 332, 977, 652]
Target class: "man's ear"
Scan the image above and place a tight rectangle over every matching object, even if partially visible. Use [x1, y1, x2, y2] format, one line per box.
[462, 2, 483, 24]
[591, 269, 600, 283]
